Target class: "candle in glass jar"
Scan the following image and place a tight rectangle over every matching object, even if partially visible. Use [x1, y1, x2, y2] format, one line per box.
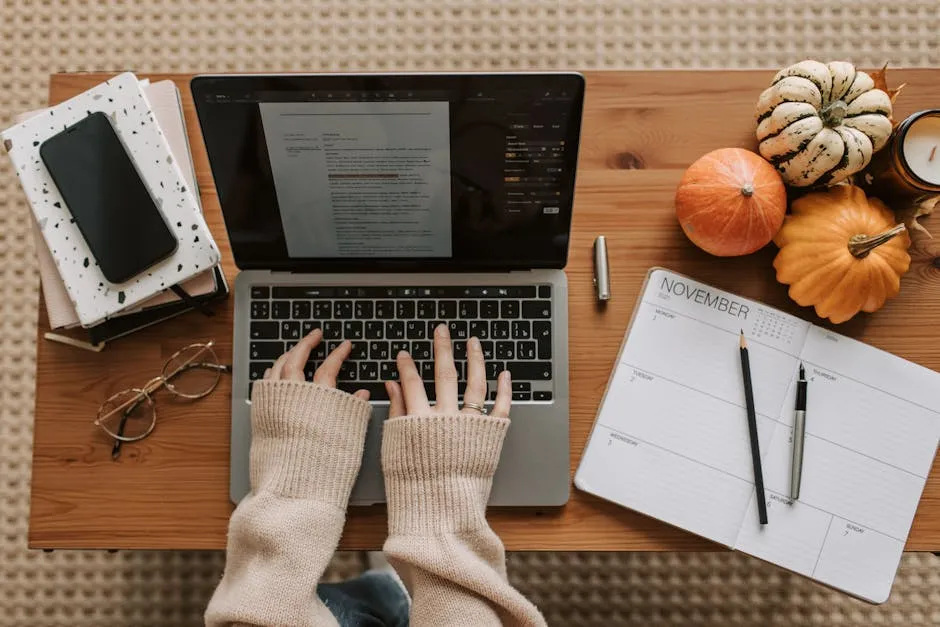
[869, 109, 940, 197]
[901, 113, 940, 187]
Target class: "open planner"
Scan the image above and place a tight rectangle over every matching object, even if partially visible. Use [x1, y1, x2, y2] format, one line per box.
[575, 268, 940, 603]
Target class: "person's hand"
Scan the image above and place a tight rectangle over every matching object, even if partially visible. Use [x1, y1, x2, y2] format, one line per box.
[264, 329, 370, 401]
[386, 324, 510, 418]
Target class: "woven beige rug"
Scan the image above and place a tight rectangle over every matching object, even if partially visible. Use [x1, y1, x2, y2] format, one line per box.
[1, 1, 938, 625]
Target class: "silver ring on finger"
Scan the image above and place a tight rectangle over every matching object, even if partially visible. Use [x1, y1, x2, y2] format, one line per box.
[462, 401, 487, 414]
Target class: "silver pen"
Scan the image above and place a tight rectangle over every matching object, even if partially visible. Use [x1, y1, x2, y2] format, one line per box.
[593, 236, 610, 302]
[790, 363, 808, 500]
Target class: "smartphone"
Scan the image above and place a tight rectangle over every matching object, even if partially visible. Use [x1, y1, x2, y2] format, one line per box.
[40, 112, 178, 284]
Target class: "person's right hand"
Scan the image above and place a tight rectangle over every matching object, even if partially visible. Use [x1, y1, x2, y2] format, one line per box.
[386, 324, 511, 418]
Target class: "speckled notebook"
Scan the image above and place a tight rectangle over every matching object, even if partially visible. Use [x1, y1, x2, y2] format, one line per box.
[2, 71, 220, 327]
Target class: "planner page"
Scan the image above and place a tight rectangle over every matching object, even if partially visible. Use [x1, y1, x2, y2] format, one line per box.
[575, 268, 810, 548]
[735, 325, 940, 603]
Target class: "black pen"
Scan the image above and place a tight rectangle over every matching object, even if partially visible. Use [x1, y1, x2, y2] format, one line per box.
[739, 331, 768, 525]
[790, 363, 807, 500]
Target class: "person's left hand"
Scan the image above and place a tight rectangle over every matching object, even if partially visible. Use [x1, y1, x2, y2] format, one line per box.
[263, 329, 371, 401]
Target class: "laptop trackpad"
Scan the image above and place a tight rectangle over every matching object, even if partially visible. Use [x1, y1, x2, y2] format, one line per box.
[349, 408, 388, 505]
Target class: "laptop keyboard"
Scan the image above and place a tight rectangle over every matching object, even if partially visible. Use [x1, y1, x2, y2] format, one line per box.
[247, 285, 554, 402]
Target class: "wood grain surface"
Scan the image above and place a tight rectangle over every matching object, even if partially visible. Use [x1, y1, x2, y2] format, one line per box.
[29, 71, 940, 551]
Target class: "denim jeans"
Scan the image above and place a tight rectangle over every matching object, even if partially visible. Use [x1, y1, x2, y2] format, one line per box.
[318, 571, 410, 627]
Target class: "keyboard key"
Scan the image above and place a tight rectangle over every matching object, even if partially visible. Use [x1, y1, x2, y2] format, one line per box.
[354, 301, 374, 319]
[250, 301, 270, 319]
[513, 382, 532, 392]
[250, 341, 283, 360]
[455, 363, 465, 381]
[538, 285, 552, 298]
[386, 321, 405, 340]
[405, 320, 424, 339]
[249, 362, 272, 380]
[513, 391, 532, 401]
[365, 321, 385, 339]
[500, 301, 520, 318]
[271, 301, 291, 319]
[424, 382, 437, 401]
[534, 321, 552, 359]
[334, 301, 353, 319]
[517, 341, 536, 360]
[469, 320, 489, 339]
[285, 341, 298, 352]
[273, 286, 335, 298]
[511, 320, 531, 339]
[448, 320, 468, 339]
[397, 287, 418, 298]
[522, 301, 552, 319]
[344, 321, 363, 339]
[380, 362, 399, 381]
[327, 340, 344, 353]
[491, 321, 510, 339]
[359, 362, 379, 380]
[304, 363, 317, 381]
[390, 341, 410, 355]
[438, 300, 457, 318]
[396, 301, 416, 319]
[427, 321, 446, 337]
[412, 341, 432, 360]
[250, 286, 270, 299]
[301, 320, 321, 336]
[370, 341, 390, 360]
[453, 340, 467, 360]
[485, 361, 505, 380]
[416, 300, 436, 319]
[337, 381, 389, 400]
[291, 301, 311, 319]
[250, 321, 278, 339]
[481, 341, 494, 360]
[350, 341, 369, 360]
[375, 300, 395, 319]
[489, 390, 498, 401]
[507, 361, 552, 381]
[496, 342, 515, 360]
[421, 361, 435, 380]
[280, 321, 301, 340]
[534, 391, 553, 401]
[313, 301, 332, 319]
[458, 301, 478, 318]
[323, 321, 343, 339]
[338, 361, 357, 381]
[311, 341, 326, 360]
[480, 300, 499, 318]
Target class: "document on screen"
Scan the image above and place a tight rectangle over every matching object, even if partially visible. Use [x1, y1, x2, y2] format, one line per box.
[260, 101, 453, 258]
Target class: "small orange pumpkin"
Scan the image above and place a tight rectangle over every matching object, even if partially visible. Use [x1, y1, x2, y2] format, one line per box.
[773, 185, 911, 323]
[675, 148, 788, 256]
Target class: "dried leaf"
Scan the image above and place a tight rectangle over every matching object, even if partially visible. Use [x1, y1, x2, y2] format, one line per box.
[895, 194, 938, 238]
[871, 62, 906, 105]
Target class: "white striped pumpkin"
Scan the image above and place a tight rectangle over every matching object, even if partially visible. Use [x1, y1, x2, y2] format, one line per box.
[756, 60, 893, 187]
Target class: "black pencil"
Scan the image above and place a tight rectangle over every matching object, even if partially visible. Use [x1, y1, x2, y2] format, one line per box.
[740, 330, 768, 525]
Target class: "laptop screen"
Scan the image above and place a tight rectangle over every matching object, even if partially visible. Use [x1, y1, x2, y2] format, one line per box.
[191, 74, 584, 271]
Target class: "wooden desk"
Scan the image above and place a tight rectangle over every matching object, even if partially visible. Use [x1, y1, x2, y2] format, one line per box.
[30, 71, 940, 551]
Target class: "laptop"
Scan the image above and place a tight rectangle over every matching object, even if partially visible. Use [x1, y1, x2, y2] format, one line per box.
[191, 73, 585, 506]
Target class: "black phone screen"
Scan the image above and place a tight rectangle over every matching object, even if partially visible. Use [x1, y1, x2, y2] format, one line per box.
[40, 112, 178, 284]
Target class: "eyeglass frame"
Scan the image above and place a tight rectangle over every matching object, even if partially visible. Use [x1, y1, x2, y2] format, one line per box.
[94, 341, 232, 458]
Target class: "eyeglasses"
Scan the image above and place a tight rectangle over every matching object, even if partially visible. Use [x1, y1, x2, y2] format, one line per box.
[94, 341, 231, 459]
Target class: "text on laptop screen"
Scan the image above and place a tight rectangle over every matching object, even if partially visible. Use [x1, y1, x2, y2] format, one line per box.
[192, 74, 584, 271]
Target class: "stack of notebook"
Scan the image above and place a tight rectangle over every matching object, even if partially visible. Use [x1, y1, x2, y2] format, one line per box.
[4, 74, 227, 347]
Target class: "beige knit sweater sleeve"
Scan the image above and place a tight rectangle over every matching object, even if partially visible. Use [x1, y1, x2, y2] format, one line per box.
[382, 414, 547, 627]
[205, 380, 372, 627]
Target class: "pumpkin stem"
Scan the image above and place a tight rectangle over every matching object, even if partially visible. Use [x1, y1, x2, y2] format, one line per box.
[847, 224, 906, 258]
[741, 184, 754, 197]
[821, 100, 848, 127]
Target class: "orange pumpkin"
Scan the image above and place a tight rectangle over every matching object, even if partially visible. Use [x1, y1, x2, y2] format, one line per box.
[773, 185, 911, 323]
[675, 148, 788, 256]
